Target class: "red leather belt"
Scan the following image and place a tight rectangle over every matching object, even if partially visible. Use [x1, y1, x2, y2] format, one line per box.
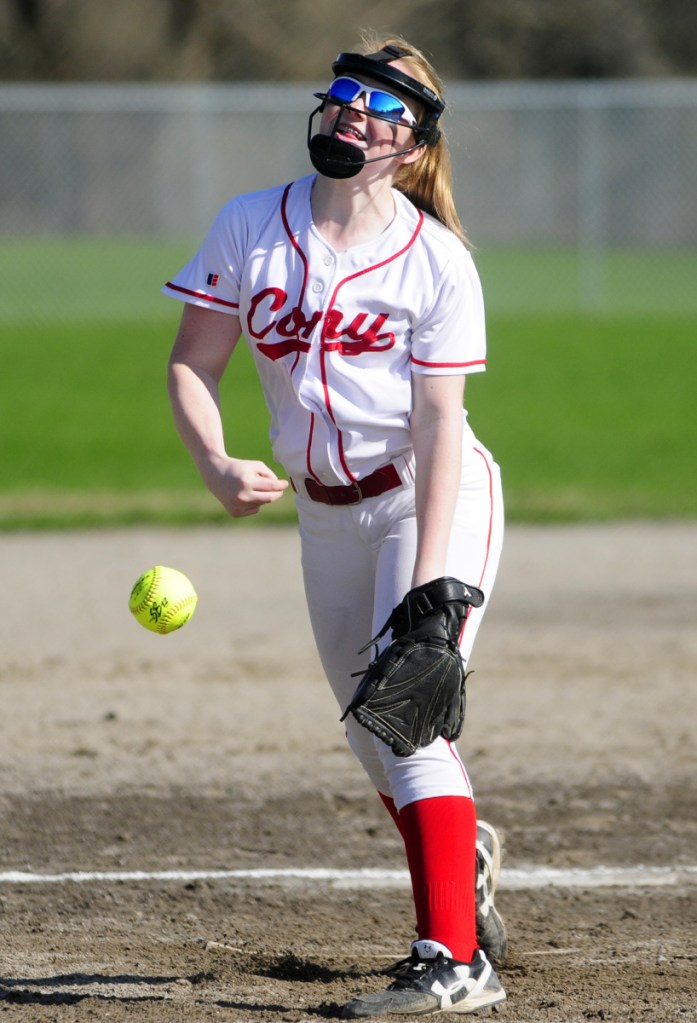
[302, 463, 402, 506]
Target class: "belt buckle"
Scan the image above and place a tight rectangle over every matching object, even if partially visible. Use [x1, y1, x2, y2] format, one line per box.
[344, 480, 363, 505]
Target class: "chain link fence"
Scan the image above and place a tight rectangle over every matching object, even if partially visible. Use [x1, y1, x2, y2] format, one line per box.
[1, 79, 696, 322]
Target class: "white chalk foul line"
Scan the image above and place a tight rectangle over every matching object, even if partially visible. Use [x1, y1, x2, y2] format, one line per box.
[0, 865, 696, 889]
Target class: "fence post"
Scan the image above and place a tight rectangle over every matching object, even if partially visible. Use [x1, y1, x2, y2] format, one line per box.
[577, 86, 608, 313]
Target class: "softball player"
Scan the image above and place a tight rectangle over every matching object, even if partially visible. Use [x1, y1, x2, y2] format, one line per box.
[165, 34, 507, 1016]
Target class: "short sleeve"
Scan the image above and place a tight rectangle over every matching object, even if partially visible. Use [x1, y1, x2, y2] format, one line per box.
[161, 198, 246, 314]
[410, 248, 486, 375]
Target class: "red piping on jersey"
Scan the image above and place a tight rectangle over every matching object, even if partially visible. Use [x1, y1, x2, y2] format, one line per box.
[458, 445, 496, 647]
[164, 281, 239, 310]
[280, 183, 324, 483]
[280, 183, 310, 313]
[319, 210, 425, 481]
[412, 357, 487, 370]
[306, 412, 318, 482]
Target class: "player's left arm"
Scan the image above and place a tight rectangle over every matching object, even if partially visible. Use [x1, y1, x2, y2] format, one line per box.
[409, 372, 465, 588]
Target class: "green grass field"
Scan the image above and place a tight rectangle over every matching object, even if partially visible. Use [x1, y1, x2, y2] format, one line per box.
[3, 239, 697, 323]
[1, 239, 695, 529]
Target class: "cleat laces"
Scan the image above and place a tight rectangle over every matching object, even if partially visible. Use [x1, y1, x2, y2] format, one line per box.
[384, 950, 448, 988]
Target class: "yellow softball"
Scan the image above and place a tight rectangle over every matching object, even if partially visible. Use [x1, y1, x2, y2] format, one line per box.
[128, 565, 198, 634]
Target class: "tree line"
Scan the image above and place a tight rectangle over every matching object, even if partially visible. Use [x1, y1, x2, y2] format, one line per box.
[2, 0, 695, 82]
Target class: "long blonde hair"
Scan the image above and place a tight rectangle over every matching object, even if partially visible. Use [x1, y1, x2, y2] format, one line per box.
[359, 32, 469, 247]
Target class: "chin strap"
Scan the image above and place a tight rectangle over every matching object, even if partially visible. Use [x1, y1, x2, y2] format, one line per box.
[306, 103, 426, 180]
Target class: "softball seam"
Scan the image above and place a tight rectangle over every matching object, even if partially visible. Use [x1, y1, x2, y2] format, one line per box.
[153, 594, 197, 633]
[130, 569, 163, 617]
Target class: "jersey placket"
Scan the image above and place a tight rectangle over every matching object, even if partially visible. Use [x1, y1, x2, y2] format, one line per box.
[296, 243, 345, 482]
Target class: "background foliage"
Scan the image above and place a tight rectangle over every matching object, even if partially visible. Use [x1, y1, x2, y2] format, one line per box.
[2, 0, 696, 82]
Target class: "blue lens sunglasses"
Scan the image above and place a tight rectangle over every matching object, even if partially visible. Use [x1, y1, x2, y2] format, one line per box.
[317, 76, 417, 127]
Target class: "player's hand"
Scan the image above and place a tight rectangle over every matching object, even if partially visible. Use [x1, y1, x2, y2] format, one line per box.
[205, 456, 289, 518]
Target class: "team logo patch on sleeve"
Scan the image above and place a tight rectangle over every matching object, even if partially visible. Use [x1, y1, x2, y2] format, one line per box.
[206, 272, 220, 287]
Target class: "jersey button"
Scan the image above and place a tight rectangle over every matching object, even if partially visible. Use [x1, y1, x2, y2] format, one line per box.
[323, 255, 333, 266]
[311, 282, 323, 293]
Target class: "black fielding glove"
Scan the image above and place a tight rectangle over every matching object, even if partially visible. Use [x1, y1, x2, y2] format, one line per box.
[341, 577, 484, 757]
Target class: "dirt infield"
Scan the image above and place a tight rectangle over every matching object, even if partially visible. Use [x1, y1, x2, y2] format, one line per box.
[1, 522, 695, 1022]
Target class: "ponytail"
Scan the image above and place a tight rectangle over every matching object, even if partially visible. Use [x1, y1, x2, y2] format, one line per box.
[359, 32, 470, 247]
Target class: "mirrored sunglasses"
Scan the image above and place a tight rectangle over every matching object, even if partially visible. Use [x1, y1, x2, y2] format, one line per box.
[322, 76, 417, 126]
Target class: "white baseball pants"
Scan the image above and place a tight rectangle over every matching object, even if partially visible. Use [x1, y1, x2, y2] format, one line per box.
[296, 437, 504, 811]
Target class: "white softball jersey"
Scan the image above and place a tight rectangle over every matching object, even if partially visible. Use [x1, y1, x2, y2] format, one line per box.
[163, 174, 487, 486]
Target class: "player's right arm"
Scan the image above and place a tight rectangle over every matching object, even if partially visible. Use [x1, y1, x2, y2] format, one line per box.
[167, 304, 289, 517]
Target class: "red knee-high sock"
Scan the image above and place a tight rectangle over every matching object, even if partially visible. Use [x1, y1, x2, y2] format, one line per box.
[398, 795, 478, 962]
